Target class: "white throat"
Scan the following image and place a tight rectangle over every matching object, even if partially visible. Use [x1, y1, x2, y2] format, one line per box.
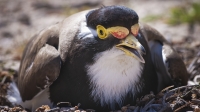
[87, 47, 143, 108]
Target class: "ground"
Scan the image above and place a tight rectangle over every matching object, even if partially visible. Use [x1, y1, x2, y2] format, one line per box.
[0, 0, 200, 112]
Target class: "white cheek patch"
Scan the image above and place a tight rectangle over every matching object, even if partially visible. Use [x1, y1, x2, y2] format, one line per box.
[78, 21, 94, 39]
[87, 47, 143, 108]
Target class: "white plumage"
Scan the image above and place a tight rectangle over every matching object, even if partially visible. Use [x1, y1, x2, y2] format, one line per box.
[87, 47, 143, 108]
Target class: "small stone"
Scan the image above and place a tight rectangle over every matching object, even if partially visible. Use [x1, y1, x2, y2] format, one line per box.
[3, 60, 20, 72]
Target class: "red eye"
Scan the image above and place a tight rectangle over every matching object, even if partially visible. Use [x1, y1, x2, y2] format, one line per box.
[131, 24, 139, 36]
[107, 26, 129, 39]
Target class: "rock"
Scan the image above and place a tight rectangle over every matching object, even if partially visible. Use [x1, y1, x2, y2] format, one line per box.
[3, 60, 20, 72]
[18, 14, 31, 26]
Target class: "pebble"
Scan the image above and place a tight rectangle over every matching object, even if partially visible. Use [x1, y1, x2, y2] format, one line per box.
[3, 60, 20, 72]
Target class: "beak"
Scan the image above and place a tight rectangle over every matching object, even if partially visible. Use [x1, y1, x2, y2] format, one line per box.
[116, 34, 146, 63]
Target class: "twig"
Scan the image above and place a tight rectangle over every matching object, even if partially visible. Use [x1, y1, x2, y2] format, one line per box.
[191, 99, 200, 105]
[47, 107, 60, 112]
[142, 98, 155, 111]
[168, 85, 199, 93]
[161, 85, 174, 92]
[174, 102, 191, 112]
[1, 76, 7, 84]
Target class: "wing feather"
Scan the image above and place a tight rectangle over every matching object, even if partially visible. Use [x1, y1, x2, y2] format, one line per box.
[18, 10, 91, 101]
[18, 24, 61, 101]
[140, 23, 189, 91]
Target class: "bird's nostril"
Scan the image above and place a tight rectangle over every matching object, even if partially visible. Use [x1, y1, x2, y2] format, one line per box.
[127, 39, 135, 46]
[127, 40, 133, 45]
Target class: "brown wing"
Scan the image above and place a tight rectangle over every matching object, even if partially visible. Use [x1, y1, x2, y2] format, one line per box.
[162, 44, 189, 86]
[140, 23, 189, 91]
[18, 10, 91, 101]
[18, 24, 61, 101]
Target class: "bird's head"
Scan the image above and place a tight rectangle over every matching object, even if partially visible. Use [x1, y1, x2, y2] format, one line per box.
[83, 6, 146, 63]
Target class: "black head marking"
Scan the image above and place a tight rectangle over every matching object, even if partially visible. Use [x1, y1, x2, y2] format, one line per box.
[86, 6, 139, 29]
[81, 6, 140, 53]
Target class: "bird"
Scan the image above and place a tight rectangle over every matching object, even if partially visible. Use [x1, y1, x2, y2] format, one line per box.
[8, 5, 189, 111]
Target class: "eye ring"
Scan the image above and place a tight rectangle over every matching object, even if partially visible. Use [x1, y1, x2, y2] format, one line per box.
[96, 25, 108, 39]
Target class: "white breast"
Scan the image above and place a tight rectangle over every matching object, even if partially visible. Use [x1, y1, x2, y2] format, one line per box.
[87, 47, 143, 108]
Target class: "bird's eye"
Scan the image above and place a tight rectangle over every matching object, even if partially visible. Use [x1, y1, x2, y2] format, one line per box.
[131, 23, 139, 36]
[96, 25, 108, 39]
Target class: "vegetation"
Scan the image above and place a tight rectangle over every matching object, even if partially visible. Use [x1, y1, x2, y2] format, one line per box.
[142, 2, 200, 25]
[167, 2, 200, 25]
